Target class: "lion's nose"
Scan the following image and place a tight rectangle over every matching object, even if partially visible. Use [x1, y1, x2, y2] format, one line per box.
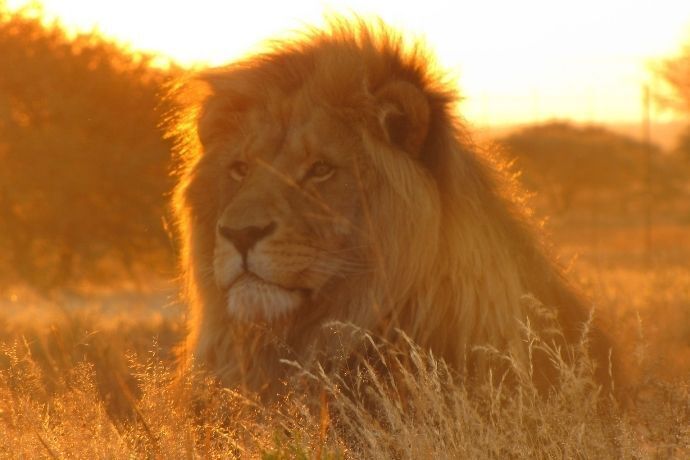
[218, 222, 277, 259]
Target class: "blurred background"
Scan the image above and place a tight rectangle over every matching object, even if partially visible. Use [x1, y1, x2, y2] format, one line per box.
[0, 1, 689, 379]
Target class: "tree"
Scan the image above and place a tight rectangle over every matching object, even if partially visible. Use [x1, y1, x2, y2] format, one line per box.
[0, 6, 178, 291]
[658, 41, 690, 162]
[500, 122, 662, 213]
[658, 44, 690, 116]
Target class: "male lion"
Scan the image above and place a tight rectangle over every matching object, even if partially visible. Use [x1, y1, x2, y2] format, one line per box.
[170, 19, 616, 396]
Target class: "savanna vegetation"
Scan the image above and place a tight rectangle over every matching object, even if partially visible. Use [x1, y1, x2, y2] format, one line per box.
[0, 5, 689, 458]
[0, 4, 178, 292]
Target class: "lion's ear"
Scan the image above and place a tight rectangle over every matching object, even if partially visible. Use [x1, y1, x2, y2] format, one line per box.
[376, 80, 431, 157]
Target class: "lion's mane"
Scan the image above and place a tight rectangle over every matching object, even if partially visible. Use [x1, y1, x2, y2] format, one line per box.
[169, 19, 615, 395]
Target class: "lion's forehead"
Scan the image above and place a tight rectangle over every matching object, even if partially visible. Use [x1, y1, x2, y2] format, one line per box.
[216, 101, 363, 224]
[236, 98, 361, 169]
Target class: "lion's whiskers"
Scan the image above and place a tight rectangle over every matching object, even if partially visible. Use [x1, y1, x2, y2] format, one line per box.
[309, 259, 371, 276]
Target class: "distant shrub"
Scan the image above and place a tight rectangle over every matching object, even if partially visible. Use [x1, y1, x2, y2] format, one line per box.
[500, 122, 671, 213]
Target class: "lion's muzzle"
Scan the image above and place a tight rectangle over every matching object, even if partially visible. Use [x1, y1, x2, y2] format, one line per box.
[214, 220, 310, 321]
[218, 221, 277, 263]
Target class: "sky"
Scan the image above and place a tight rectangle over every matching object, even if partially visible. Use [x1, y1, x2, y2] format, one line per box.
[7, 0, 690, 125]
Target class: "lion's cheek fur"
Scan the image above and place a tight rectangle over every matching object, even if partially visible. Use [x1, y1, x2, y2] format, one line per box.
[212, 240, 243, 290]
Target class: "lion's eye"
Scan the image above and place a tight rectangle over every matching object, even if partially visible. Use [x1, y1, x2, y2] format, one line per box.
[305, 160, 335, 182]
[228, 161, 249, 181]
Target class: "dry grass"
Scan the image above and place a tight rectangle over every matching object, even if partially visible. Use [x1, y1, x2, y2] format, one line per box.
[0, 307, 688, 458]
[1, 224, 689, 458]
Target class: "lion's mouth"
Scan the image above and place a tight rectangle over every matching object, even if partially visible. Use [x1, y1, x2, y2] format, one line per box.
[224, 272, 306, 322]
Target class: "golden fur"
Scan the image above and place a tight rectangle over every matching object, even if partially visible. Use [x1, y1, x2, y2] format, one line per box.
[169, 19, 615, 396]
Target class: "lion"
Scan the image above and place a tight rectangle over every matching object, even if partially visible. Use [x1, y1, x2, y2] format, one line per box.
[169, 19, 616, 396]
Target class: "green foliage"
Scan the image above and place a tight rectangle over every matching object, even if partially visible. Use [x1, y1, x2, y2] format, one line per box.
[0, 6, 178, 290]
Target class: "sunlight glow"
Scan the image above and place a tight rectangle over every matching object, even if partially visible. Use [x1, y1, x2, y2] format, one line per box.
[7, 0, 690, 124]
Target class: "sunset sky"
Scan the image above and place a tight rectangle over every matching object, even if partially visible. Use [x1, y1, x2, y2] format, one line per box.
[7, 0, 690, 125]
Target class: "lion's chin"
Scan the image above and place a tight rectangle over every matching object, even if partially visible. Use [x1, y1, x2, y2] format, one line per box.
[225, 273, 303, 322]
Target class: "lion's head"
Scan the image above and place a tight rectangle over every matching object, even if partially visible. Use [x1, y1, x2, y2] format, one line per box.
[170, 19, 616, 395]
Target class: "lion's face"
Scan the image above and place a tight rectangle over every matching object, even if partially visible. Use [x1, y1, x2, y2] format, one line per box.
[208, 101, 369, 322]
[186, 70, 433, 324]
